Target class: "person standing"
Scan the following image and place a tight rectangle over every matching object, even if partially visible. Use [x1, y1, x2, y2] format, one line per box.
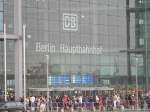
[113, 94, 117, 110]
[30, 96, 35, 111]
[63, 95, 70, 109]
[99, 95, 104, 112]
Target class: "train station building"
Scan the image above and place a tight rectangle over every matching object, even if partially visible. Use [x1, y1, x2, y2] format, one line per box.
[0, 0, 150, 98]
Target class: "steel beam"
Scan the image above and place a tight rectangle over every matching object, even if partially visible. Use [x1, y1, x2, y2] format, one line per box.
[0, 34, 18, 40]
[14, 0, 23, 99]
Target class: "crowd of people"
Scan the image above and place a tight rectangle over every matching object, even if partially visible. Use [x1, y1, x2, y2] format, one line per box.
[21, 92, 150, 112]
[2, 91, 150, 112]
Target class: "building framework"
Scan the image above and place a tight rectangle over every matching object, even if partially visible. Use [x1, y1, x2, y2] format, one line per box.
[0, 0, 149, 98]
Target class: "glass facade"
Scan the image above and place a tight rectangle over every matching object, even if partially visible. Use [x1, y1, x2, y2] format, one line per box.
[0, 0, 15, 91]
[0, 0, 3, 32]
[23, 0, 127, 89]
[0, 0, 150, 94]
[128, 0, 150, 91]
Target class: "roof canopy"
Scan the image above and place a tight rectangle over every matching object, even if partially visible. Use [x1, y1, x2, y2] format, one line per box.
[28, 87, 114, 92]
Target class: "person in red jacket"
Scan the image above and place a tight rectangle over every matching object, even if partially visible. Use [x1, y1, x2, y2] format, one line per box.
[63, 95, 70, 109]
[99, 95, 104, 112]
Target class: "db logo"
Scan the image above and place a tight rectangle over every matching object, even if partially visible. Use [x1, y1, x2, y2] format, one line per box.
[63, 13, 78, 31]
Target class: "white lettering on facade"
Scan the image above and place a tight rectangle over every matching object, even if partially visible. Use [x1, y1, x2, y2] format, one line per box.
[35, 42, 103, 55]
[36, 42, 56, 53]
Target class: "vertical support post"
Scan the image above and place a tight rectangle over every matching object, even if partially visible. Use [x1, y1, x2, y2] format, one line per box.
[126, 0, 131, 85]
[145, 0, 149, 93]
[46, 55, 49, 112]
[14, 0, 23, 99]
[136, 57, 138, 109]
[4, 24, 7, 102]
[23, 24, 26, 111]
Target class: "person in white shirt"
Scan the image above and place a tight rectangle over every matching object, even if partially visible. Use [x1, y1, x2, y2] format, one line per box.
[30, 96, 35, 111]
[113, 94, 117, 109]
[30, 96, 35, 104]
[116, 94, 120, 105]
[96, 95, 99, 103]
[79, 96, 83, 104]
[40, 100, 46, 112]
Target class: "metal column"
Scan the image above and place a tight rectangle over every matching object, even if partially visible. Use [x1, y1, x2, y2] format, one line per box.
[14, 0, 23, 99]
[126, 0, 132, 85]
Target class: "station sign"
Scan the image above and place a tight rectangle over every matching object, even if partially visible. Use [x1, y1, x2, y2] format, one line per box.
[63, 13, 78, 31]
[35, 42, 103, 55]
